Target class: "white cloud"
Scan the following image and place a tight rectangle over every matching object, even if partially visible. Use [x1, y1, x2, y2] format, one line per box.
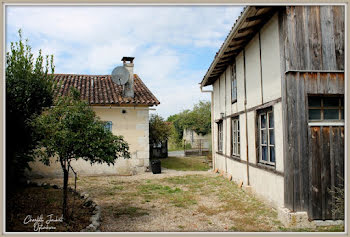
[6, 5, 244, 118]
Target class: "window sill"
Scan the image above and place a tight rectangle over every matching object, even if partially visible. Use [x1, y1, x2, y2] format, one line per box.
[257, 162, 275, 170]
[308, 121, 345, 126]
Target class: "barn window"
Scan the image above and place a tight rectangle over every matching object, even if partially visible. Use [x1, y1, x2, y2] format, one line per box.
[257, 108, 275, 166]
[218, 121, 223, 153]
[104, 121, 113, 132]
[231, 117, 240, 157]
[231, 63, 237, 103]
[308, 96, 344, 121]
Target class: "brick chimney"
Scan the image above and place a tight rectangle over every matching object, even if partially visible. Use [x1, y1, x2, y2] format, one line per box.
[122, 56, 135, 98]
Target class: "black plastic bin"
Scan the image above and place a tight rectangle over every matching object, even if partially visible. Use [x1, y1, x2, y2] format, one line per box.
[151, 160, 161, 174]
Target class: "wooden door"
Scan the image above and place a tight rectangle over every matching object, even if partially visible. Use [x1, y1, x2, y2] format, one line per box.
[308, 126, 344, 220]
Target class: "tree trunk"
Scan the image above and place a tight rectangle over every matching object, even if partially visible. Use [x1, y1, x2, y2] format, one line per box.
[62, 166, 69, 222]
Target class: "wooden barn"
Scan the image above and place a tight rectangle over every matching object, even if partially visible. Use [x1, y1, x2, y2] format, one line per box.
[200, 6, 344, 222]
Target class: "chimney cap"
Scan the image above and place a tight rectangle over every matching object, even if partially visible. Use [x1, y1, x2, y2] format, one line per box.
[121, 56, 135, 63]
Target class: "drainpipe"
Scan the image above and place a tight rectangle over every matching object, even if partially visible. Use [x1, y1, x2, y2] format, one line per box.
[200, 85, 215, 171]
[243, 49, 250, 186]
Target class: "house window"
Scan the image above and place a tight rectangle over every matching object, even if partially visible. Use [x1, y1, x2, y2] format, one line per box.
[258, 108, 275, 165]
[218, 121, 223, 153]
[231, 118, 240, 157]
[231, 63, 237, 103]
[308, 96, 344, 121]
[104, 121, 112, 132]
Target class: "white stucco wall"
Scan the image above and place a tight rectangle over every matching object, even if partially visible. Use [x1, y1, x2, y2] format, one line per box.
[245, 33, 263, 109]
[183, 128, 211, 149]
[27, 106, 151, 178]
[260, 13, 282, 102]
[236, 52, 245, 112]
[210, 13, 284, 208]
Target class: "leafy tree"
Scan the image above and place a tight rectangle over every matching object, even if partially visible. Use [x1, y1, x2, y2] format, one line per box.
[6, 29, 54, 187]
[32, 89, 130, 221]
[167, 101, 211, 142]
[149, 114, 171, 145]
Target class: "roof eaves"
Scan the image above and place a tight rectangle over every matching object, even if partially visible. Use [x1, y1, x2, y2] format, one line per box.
[200, 6, 251, 88]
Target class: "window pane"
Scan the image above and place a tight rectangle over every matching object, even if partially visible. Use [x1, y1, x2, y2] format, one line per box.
[260, 114, 266, 128]
[309, 109, 321, 120]
[238, 131, 240, 143]
[341, 98, 344, 106]
[341, 109, 344, 120]
[308, 96, 321, 107]
[269, 129, 274, 145]
[270, 147, 275, 163]
[323, 97, 339, 107]
[261, 130, 267, 144]
[262, 146, 268, 161]
[232, 79, 237, 101]
[268, 112, 274, 128]
[104, 121, 112, 131]
[324, 109, 339, 120]
[238, 143, 240, 155]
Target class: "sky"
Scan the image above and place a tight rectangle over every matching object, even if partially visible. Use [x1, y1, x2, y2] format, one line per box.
[6, 5, 244, 119]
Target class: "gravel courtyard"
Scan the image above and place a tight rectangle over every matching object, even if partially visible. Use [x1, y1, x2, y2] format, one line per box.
[35, 169, 286, 232]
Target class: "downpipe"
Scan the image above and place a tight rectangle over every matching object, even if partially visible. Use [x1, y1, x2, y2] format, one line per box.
[200, 85, 215, 171]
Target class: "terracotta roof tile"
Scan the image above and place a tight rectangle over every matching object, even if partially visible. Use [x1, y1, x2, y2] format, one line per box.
[53, 74, 160, 106]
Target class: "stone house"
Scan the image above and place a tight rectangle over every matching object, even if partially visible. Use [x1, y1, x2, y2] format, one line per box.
[28, 57, 160, 177]
[200, 6, 344, 223]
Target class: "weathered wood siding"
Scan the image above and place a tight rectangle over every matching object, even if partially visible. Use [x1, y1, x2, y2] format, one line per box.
[283, 72, 344, 212]
[280, 5, 344, 219]
[309, 126, 344, 220]
[284, 6, 344, 71]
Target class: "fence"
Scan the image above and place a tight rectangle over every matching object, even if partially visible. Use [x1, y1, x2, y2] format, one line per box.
[183, 138, 210, 156]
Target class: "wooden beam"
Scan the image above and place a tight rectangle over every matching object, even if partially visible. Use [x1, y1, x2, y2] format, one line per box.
[228, 43, 244, 49]
[233, 33, 255, 41]
[238, 23, 261, 33]
[246, 12, 273, 22]
[223, 49, 239, 55]
[254, 6, 270, 10]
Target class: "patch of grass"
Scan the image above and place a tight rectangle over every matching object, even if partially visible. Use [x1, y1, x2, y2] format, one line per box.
[197, 205, 221, 216]
[178, 225, 185, 230]
[111, 185, 124, 191]
[170, 193, 197, 207]
[161, 156, 210, 171]
[139, 184, 182, 195]
[137, 183, 197, 208]
[112, 206, 149, 218]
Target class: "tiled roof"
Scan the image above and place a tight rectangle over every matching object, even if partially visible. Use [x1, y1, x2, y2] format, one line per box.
[53, 74, 160, 106]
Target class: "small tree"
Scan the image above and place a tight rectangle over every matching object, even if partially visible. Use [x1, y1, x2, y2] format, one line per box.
[6, 29, 54, 187]
[32, 89, 130, 221]
[149, 114, 171, 145]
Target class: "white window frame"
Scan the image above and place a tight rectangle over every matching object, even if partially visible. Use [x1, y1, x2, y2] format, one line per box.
[218, 121, 223, 153]
[231, 118, 240, 157]
[258, 109, 275, 166]
[231, 63, 237, 103]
